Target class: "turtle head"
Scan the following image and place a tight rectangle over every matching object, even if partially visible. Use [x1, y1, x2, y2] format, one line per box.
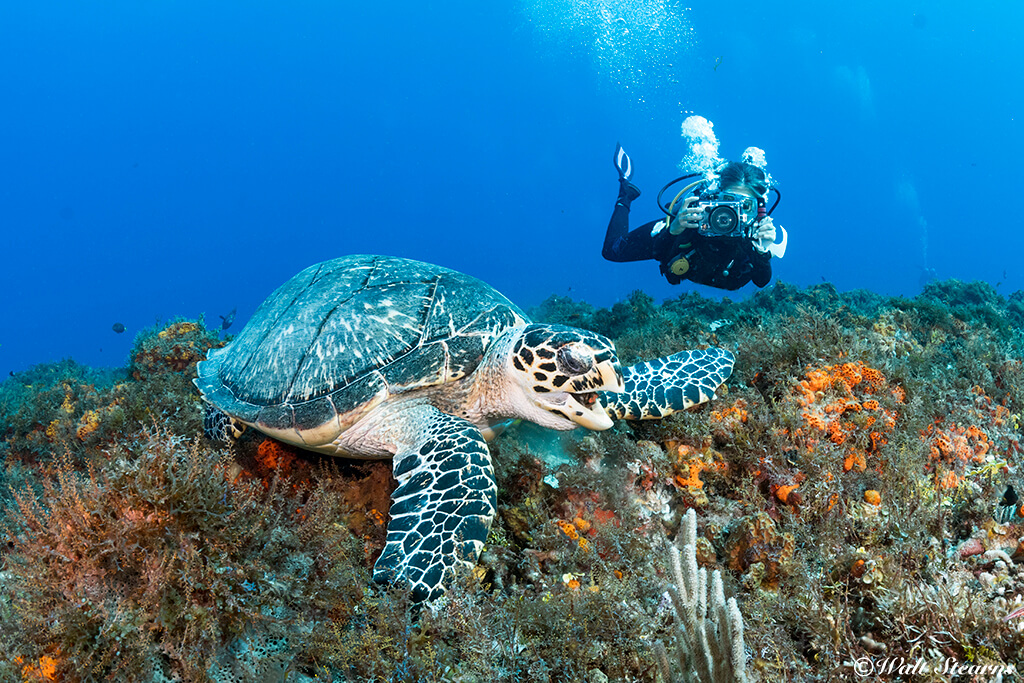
[508, 324, 624, 431]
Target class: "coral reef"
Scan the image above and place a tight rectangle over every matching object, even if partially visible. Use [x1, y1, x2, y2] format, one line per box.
[4, 276, 1024, 680]
[0, 428, 364, 681]
[129, 319, 224, 382]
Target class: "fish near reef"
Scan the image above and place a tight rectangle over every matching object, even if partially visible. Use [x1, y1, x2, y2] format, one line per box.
[112, 323, 126, 334]
[194, 255, 735, 602]
[219, 308, 236, 331]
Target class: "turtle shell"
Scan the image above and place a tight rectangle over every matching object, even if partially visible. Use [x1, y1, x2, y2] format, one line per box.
[195, 255, 527, 446]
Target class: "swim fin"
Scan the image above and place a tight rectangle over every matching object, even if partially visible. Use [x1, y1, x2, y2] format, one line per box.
[614, 142, 633, 182]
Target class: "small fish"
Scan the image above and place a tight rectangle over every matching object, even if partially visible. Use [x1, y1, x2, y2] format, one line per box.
[1001, 485, 1018, 508]
[112, 322, 126, 334]
[995, 485, 1019, 523]
[219, 308, 237, 331]
[713, 56, 723, 71]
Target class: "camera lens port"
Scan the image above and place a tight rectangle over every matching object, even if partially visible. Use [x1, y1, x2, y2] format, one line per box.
[708, 206, 738, 235]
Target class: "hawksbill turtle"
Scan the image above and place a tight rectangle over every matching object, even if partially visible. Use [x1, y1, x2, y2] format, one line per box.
[194, 255, 734, 601]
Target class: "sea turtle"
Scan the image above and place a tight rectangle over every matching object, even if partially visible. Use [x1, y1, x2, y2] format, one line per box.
[194, 255, 734, 601]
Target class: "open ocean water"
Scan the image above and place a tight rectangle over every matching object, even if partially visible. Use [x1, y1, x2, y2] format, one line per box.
[1, 0, 1021, 373]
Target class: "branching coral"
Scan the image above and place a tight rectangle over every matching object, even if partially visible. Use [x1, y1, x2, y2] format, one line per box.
[654, 508, 748, 683]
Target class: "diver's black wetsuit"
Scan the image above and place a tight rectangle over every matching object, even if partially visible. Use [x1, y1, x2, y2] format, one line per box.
[601, 194, 771, 291]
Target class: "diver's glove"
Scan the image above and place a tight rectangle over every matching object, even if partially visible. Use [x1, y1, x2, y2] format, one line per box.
[751, 217, 788, 258]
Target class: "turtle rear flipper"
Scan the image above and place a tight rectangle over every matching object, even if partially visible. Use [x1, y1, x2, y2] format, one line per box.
[373, 405, 497, 602]
[203, 403, 246, 443]
[601, 348, 735, 420]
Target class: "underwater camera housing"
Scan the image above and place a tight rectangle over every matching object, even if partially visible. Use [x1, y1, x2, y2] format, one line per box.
[657, 172, 781, 239]
[695, 192, 758, 238]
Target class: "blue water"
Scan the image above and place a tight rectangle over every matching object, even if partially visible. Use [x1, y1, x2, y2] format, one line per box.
[1, 0, 1021, 374]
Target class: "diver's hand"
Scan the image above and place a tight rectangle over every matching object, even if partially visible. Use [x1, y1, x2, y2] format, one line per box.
[751, 217, 777, 253]
[669, 196, 702, 235]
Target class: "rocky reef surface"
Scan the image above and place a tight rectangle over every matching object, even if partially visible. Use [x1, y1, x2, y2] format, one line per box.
[3, 280, 1024, 681]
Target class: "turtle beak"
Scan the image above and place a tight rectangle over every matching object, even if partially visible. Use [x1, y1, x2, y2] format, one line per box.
[543, 356, 623, 431]
[512, 326, 625, 432]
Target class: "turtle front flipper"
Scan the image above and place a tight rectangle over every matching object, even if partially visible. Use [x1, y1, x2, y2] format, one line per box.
[600, 348, 735, 421]
[373, 405, 497, 602]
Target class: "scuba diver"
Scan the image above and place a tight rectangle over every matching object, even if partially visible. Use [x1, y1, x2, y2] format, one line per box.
[601, 144, 787, 290]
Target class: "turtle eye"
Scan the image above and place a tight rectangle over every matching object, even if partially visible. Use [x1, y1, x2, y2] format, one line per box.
[557, 345, 592, 375]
